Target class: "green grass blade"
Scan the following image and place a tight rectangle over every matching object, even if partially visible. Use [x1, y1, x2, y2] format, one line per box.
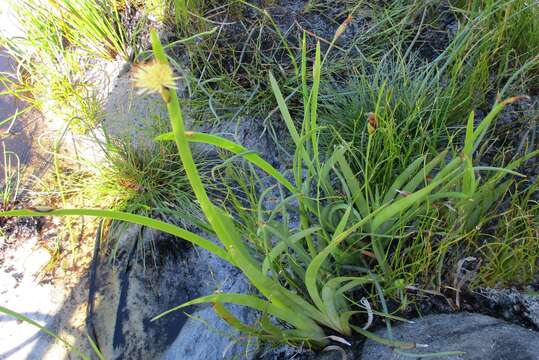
[155, 131, 296, 192]
[473, 97, 527, 152]
[305, 207, 352, 316]
[152, 293, 325, 339]
[0, 208, 231, 262]
[335, 151, 370, 219]
[350, 324, 416, 350]
[402, 151, 448, 194]
[383, 156, 425, 205]
[86, 335, 106, 360]
[371, 170, 460, 232]
[269, 72, 313, 171]
[310, 42, 322, 169]
[261, 226, 320, 274]
[463, 111, 476, 195]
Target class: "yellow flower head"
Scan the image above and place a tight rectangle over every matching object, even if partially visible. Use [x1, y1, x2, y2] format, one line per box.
[132, 60, 176, 97]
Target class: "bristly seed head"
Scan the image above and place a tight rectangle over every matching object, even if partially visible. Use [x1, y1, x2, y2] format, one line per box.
[133, 60, 177, 100]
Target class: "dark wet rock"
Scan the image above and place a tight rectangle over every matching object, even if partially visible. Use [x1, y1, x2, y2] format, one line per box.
[361, 312, 539, 360]
[162, 272, 257, 360]
[93, 225, 256, 360]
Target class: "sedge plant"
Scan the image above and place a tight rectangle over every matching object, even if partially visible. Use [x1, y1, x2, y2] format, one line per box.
[0, 29, 532, 354]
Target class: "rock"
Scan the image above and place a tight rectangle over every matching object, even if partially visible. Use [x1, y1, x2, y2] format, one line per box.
[162, 278, 256, 360]
[194, 115, 286, 167]
[101, 62, 169, 152]
[92, 225, 189, 360]
[361, 312, 539, 360]
[0, 216, 93, 360]
[257, 344, 313, 360]
[93, 225, 257, 360]
[161, 240, 258, 360]
[473, 288, 539, 329]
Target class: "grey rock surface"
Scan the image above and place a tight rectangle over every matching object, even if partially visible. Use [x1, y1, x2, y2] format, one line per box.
[93, 225, 257, 360]
[102, 62, 169, 151]
[0, 49, 49, 179]
[361, 312, 539, 360]
[161, 275, 257, 360]
[160, 233, 258, 360]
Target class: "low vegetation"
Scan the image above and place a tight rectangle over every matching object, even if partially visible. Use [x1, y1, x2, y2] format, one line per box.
[0, 0, 537, 357]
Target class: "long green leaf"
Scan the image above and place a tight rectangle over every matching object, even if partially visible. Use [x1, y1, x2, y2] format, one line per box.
[402, 151, 448, 195]
[152, 293, 325, 339]
[310, 42, 322, 170]
[269, 72, 313, 171]
[351, 324, 417, 349]
[156, 131, 295, 193]
[151, 30, 328, 328]
[371, 169, 460, 232]
[463, 111, 476, 195]
[305, 207, 352, 318]
[0, 209, 231, 262]
[261, 227, 320, 274]
[335, 151, 370, 219]
[383, 156, 425, 205]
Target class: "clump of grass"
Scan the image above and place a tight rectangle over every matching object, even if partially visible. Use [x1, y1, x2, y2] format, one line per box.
[43, 0, 129, 61]
[0, 143, 20, 211]
[42, 133, 207, 263]
[473, 182, 539, 288]
[440, 0, 539, 110]
[319, 54, 455, 190]
[0, 0, 137, 133]
[173, 0, 443, 125]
